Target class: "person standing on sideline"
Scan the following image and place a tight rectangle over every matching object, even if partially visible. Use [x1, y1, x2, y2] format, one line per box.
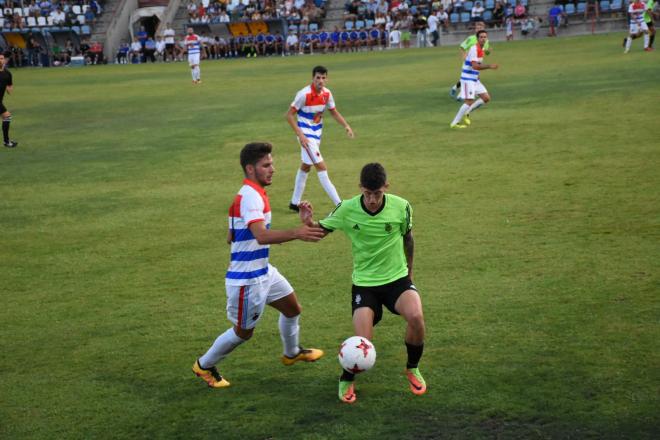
[287, 65, 354, 212]
[298, 163, 427, 403]
[185, 27, 202, 84]
[162, 23, 176, 61]
[0, 52, 17, 148]
[450, 30, 498, 128]
[449, 21, 490, 100]
[193, 142, 326, 389]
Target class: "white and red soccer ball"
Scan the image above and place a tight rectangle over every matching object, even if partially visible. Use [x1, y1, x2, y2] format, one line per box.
[338, 336, 377, 373]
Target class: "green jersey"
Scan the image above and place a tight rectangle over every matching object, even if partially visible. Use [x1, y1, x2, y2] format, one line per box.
[319, 194, 412, 287]
[644, 0, 655, 22]
[460, 35, 490, 54]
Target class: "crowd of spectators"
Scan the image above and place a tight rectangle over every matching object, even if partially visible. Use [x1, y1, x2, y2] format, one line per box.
[1, 0, 102, 30]
[184, 0, 327, 27]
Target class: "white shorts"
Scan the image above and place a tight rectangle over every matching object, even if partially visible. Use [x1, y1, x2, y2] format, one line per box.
[299, 137, 324, 165]
[225, 264, 293, 330]
[460, 80, 488, 101]
[188, 53, 200, 66]
[630, 21, 649, 34]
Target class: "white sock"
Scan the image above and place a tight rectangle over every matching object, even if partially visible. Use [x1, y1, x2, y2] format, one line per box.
[451, 104, 470, 125]
[643, 33, 649, 49]
[468, 98, 485, 114]
[279, 314, 300, 358]
[191, 68, 196, 81]
[625, 36, 632, 51]
[291, 169, 309, 205]
[198, 327, 246, 368]
[196, 66, 201, 80]
[317, 170, 341, 206]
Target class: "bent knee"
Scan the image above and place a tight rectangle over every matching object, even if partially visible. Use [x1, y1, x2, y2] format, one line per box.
[234, 326, 255, 340]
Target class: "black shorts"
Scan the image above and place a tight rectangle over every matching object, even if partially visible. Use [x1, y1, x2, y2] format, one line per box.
[0, 102, 6, 114]
[166, 43, 175, 50]
[352, 276, 418, 326]
[646, 20, 654, 27]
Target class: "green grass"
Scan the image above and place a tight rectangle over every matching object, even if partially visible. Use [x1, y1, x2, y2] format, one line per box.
[1, 34, 659, 439]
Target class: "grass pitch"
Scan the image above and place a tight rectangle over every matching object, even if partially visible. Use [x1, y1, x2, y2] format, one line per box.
[1, 34, 659, 439]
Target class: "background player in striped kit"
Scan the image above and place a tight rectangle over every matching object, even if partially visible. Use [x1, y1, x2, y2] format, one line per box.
[287, 66, 354, 212]
[450, 30, 498, 129]
[192, 142, 325, 389]
[184, 27, 202, 84]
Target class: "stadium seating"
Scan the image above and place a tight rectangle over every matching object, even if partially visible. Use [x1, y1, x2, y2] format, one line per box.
[576, 2, 586, 13]
[565, 3, 576, 14]
[610, 0, 623, 11]
[600, 1, 610, 12]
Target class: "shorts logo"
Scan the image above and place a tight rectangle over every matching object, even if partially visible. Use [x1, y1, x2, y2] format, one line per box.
[252, 313, 260, 321]
[355, 294, 362, 305]
[385, 223, 392, 233]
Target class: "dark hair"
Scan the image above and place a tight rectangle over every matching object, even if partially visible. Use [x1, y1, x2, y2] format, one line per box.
[312, 65, 328, 76]
[240, 142, 272, 173]
[476, 30, 488, 38]
[360, 163, 387, 190]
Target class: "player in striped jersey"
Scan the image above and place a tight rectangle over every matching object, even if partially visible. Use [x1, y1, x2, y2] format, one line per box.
[287, 66, 354, 211]
[185, 27, 202, 84]
[193, 142, 326, 389]
[450, 30, 498, 129]
[449, 21, 490, 100]
[624, 0, 650, 52]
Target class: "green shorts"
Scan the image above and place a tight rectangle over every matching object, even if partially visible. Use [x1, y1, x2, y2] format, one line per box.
[401, 31, 411, 42]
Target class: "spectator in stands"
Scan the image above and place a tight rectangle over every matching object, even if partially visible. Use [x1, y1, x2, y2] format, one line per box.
[11, 13, 25, 30]
[427, 9, 440, 45]
[547, 4, 564, 36]
[218, 9, 230, 22]
[187, 0, 197, 18]
[395, 9, 413, 48]
[492, 1, 505, 27]
[389, 26, 401, 48]
[440, 0, 453, 14]
[130, 36, 142, 63]
[156, 36, 166, 61]
[136, 26, 148, 49]
[116, 41, 130, 64]
[143, 36, 157, 62]
[84, 5, 95, 24]
[50, 7, 65, 25]
[504, 1, 514, 19]
[162, 23, 176, 61]
[8, 46, 24, 68]
[90, 0, 102, 15]
[375, 10, 387, 26]
[25, 33, 40, 67]
[436, 5, 449, 32]
[471, 1, 485, 22]
[285, 29, 299, 55]
[584, 0, 599, 21]
[88, 40, 103, 64]
[413, 13, 428, 47]
[521, 15, 540, 36]
[345, 0, 359, 21]
[513, 0, 526, 19]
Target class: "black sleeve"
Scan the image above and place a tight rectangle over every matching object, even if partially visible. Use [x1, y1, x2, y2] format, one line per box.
[7, 71, 12, 87]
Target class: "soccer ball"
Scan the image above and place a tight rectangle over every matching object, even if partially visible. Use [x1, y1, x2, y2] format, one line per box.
[338, 336, 376, 374]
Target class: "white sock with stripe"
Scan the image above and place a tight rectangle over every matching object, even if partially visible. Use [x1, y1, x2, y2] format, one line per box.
[468, 98, 485, 114]
[451, 104, 471, 125]
[643, 33, 649, 49]
[291, 169, 309, 205]
[199, 327, 246, 368]
[279, 314, 300, 358]
[317, 170, 341, 206]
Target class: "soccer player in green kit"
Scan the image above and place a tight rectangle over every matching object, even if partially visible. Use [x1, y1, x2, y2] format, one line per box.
[298, 163, 427, 404]
[449, 21, 491, 100]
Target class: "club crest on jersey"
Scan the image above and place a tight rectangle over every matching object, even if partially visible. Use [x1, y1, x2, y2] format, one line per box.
[385, 223, 392, 233]
[313, 111, 324, 123]
[353, 224, 360, 230]
[355, 294, 362, 305]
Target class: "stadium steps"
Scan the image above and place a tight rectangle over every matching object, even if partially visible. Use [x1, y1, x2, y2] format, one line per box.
[90, 0, 123, 43]
[323, 0, 350, 30]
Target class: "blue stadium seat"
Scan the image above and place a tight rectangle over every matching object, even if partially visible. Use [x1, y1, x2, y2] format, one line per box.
[345, 20, 354, 30]
[485, 0, 495, 8]
[483, 10, 493, 21]
[71, 25, 80, 34]
[565, 3, 576, 14]
[366, 19, 374, 28]
[81, 24, 90, 35]
[314, 0, 324, 6]
[309, 22, 318, 31]
[450, 12, 460, 23]
[600, 1, 610, 11]
[610, 0, 622, 10]
[520, 0, 528, 6]
[355, 20, 365, 29]
[464, 1, 474, 9]
[576, 2, 586, 13]
[460, 12, 471, 22]
[288, 24, 298, 33]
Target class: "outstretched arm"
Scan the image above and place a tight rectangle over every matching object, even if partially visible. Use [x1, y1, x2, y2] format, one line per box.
[298, 201, 331, 237]
[403, 230, 414, 281]
[248, 219, 325, 245]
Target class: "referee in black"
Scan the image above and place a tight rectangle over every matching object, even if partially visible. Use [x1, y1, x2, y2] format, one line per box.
[0, 51, 18, 148]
